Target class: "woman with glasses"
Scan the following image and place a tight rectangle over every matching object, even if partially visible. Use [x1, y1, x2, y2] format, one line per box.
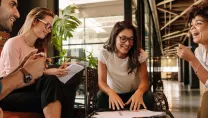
[0, 7, 81, 118]
[177, 4, 208, 118]
[97, 21, 154, 111]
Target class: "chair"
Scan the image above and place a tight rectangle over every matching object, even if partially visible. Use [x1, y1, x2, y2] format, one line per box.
[85, 67, 99, 115]
[2, 66, 84, 118]
[84, 67, 174, 117]
[3, 111, 43, 118]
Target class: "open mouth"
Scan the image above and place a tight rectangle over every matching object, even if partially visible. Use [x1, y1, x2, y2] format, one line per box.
[121, 45, 130, 50]
[192, 32, 199, 37]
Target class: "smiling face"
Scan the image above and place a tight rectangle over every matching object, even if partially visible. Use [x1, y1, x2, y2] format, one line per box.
[189, 16, 208, 45]
[0, 0, 20, 32]
[32, 15, 53, 39]
[115, 29, 134, 58]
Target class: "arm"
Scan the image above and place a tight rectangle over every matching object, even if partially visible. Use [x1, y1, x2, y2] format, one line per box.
[0, 50, 46, 100]
[0, 71, 24, 100]
[125, 62, 149, 111]
[187, 56, 207, 84]
[177, 44, 208, 84]
[137, 62, 149, 94]
[1, 39, 21, 75]
[98, 60, 124, 110]
[98, 60, 112, 95]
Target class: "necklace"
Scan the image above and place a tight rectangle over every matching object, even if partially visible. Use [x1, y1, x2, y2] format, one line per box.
[22, 35, 35, 48]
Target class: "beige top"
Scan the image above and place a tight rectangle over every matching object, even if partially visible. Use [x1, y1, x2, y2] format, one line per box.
[98, 48, 147, 93]
[0, 35, 35, 77]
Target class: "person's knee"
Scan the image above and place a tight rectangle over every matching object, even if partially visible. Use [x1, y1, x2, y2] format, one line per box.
[143, 90, 154, 110]
[44, 75, 60, 86]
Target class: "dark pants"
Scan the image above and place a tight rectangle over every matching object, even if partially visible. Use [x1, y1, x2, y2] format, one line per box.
[96, 90, 154, 110]
[0, 71, 83, 118]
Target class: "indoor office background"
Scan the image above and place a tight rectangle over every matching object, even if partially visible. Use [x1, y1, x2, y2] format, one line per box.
[9, 0, 202, 118]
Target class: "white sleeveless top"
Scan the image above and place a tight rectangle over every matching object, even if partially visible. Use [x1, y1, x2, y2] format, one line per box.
[98, 48, 147, 93]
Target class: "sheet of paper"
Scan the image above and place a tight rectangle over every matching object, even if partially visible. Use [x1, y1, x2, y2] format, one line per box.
[58, 64, 84, 84]
[92, 109, 166, 118]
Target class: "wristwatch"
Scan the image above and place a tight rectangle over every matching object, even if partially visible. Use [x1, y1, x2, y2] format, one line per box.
[19, 68, 32, 83]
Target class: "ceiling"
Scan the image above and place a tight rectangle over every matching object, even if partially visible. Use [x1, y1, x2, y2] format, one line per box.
[58, 0, 204, 57]
[154, 0, 203, 56]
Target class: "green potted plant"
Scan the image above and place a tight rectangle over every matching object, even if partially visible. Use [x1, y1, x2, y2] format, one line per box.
[78, 49, 98, 69]
[52, 5, 81, 64]
[51, 5, 98, 69]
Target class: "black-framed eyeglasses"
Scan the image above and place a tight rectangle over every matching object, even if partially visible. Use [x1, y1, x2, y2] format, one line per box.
[117, 35, 134, 44]
[38, 19, 52, 30]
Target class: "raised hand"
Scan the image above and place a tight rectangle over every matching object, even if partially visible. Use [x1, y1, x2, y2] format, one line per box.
[22, 52, 46, 81]
[176, 44, 195, 62]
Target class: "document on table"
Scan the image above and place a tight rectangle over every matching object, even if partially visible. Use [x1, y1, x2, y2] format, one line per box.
[92, 109, 166, 118]
[58, 64, 84, 84]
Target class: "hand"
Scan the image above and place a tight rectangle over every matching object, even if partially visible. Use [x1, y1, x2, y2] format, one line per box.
[108, 90, 125, 110]
[125, 90, 146, 111]
[44, 68, 69, 77]
[59, 62, 68, 69]
[22, 53, 46, 82]
[176, 44, 195, 62]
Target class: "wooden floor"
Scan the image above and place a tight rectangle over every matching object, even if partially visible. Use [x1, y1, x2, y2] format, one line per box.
[163, 80, 201, 118]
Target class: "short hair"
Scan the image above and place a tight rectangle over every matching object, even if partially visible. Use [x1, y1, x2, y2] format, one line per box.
[187, 4, 208, 25]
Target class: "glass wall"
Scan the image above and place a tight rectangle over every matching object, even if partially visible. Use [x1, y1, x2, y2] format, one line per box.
[59, 0, 124, 59]
[59, 0, 124, 108]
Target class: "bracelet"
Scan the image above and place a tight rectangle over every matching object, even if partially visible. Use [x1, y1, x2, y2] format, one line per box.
[195, 62, 201, 74]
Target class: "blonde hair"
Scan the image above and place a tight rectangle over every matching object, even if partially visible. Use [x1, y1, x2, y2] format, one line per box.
[18, 7, 55, 50]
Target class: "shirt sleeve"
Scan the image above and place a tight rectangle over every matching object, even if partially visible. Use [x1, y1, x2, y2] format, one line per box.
[194, 47, 202, 61]
[138, 48, 148, 63]
[1, 39, 20, 75]
[98, 49, 108, 64]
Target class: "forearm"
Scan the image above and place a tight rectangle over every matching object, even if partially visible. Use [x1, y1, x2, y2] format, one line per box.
[137, 62, 149, 93]
[189, 57, 208, 84]
[0, 71, 24, 100]
[98, 81, 114, 95]
[137, 78, 149, 94]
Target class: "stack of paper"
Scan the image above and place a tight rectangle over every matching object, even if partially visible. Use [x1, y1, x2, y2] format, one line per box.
[92, 109, 166, 118]
[58, 64, 84, 84]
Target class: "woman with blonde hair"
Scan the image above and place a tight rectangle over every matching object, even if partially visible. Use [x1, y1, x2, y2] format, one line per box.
[0, 7, 82, 118]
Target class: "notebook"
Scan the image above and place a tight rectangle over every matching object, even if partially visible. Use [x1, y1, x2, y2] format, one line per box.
[58, 64, 84, 84]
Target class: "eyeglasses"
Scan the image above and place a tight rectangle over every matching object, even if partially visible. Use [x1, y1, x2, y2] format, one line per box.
[117, 35, 134, 44]
[38, 19, 52, 30]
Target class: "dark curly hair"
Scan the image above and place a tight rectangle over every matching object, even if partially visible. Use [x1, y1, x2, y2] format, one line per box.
[103, 21, 141, 74]
[187, 4, 208, 25]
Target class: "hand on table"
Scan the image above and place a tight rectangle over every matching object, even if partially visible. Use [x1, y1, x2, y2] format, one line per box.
[108, 90, 125, 110]
[125, 90, 146, 111]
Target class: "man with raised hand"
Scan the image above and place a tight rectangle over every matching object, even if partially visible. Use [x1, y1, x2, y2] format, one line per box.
[0, 0, 46, 101]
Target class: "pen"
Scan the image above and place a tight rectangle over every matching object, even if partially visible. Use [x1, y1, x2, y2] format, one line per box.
[118, 111, 122, 116]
